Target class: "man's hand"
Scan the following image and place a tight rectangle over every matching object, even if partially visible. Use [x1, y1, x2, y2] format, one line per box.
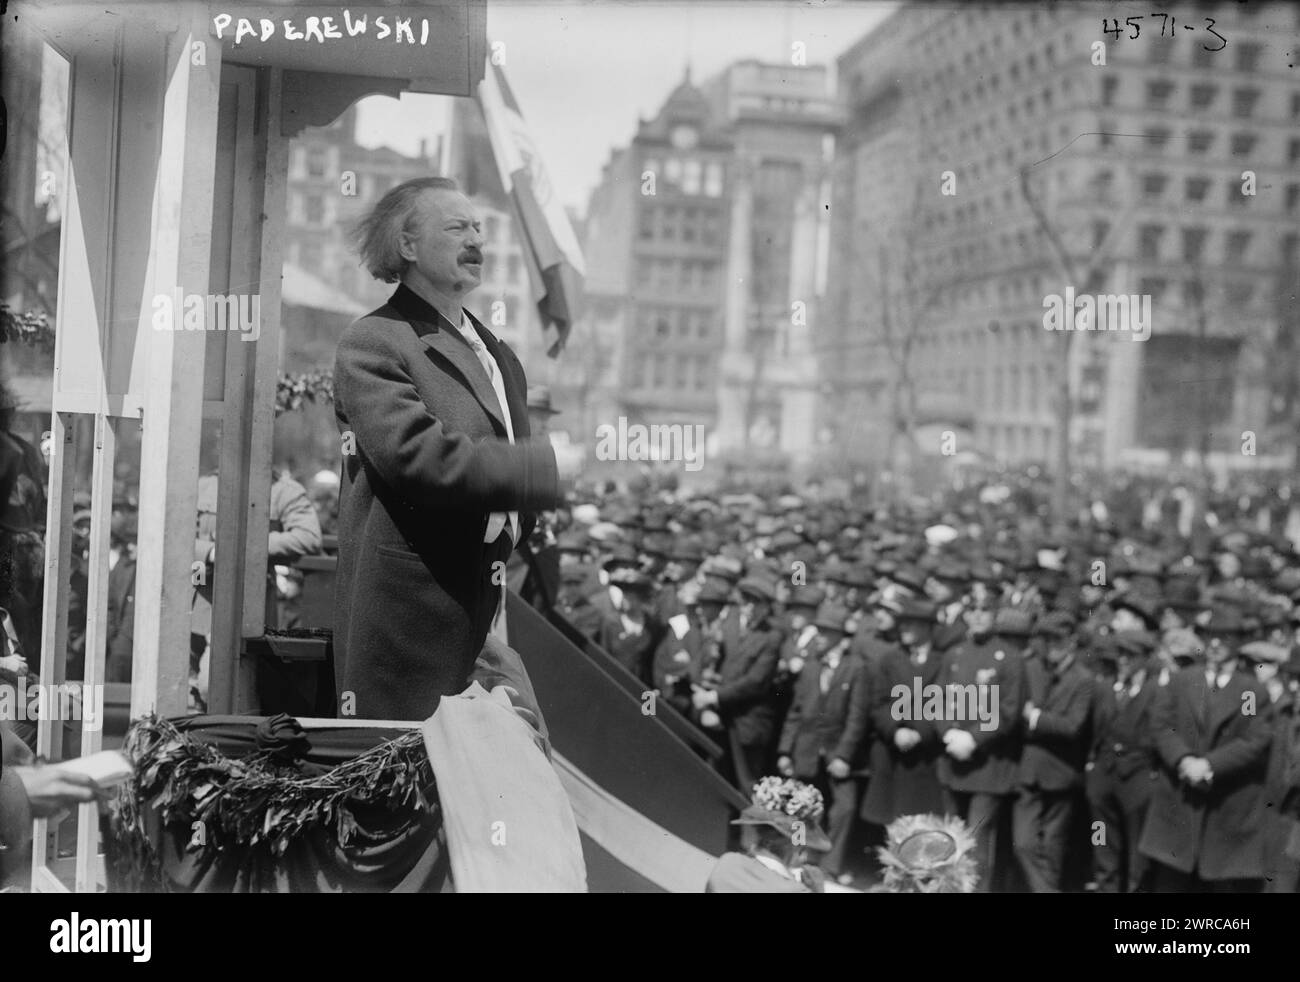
[776, 754, 794, 777]
[699, 708, 722, 730]
[827, 757, 851, 780]
[691, 685, 718, 712]
[943, 728, 976, 761]
[894, 727, 921, 752]
[14, 765, 106, 819]
[0, 653, 28, 676]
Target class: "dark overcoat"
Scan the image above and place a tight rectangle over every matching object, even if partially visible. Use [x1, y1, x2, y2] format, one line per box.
[860, 644, 946, 824]
[332, 285, 559, 720]
[1138, 666, 1272, 880]
[777, 649, 871, 780]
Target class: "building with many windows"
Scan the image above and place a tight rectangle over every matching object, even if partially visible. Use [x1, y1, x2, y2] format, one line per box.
[580, 63, 839, 478]
[827, 2, 1300, 475]
[580, 71, 734, 465]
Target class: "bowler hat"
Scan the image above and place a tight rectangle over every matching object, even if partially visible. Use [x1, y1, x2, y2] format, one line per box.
[737, 573, 778, 604]
[814, 602, 854, 634]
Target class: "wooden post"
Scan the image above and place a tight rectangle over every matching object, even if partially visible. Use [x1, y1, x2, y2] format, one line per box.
[130, 8, 222, 720]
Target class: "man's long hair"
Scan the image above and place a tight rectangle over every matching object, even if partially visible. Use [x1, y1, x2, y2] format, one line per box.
[350, 176, 460, 283]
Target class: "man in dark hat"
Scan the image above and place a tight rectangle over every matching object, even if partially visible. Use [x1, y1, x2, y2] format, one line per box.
[652, 580, 730, 721]
[1087, 630, 1160, 893]
[1240, 641, 1300, 892]
[1139, 605, 1273, 892]
[776, 602, 869, 885]
[935, 597, 1026, 892]
[584, 542, 642, 632]
[596, 569, 665, 685]
[555, 563, 603, 640]
[692, 571, 784, 790]
[771, 584, 826, 748]
[860, 598, 946, 829]
[1014, 611, 1094, 892]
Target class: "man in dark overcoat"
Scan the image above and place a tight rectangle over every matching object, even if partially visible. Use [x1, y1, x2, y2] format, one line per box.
[332, 177, 579, 720]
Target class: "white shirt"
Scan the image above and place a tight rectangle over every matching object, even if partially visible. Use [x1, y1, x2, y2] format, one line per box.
[457, 313, 519, 544]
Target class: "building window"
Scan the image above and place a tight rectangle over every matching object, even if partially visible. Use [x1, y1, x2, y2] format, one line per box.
[1138, 277, 1167, 301]
[1102, 76, 1120, 107]
[683, 159, 701, 195]
[1192, 46, 1214, 69]
[1235, 42, 1263, 72]
[1232, 88, 1261, 117]
[1286, 184, 1300, 213]
[1189, 84, 1217, 110]
[1225, 281, 1253, 306]
[306, 147, 328, 178]
[1185, 176, 1210, 202]
[665, 158, 682, 185]
[1228, 179, 1248, 206]
[1138, 224, 1165, 259]
[507, 255, 521, 284]
[1289, 138, 1300, 165]
[1229, 133, 1257, 156]
[1293, 92, 1300, 119]
[305, 195, 325, 225]
[1145, 79, 1174, 108]
[696, 357, 710, 390]
[705, 162, 723, 197]
[1187, 130, 1213, 154]
[1182, 226, 1208, 262]
[1144, 126, 1171, 152]
[638, 208, 654, 240]
[1142, 172, 1168, 197]
[1225, 230, 1252, 260]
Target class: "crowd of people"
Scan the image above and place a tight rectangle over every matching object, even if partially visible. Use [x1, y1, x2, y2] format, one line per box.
[535, 470, 1300, 893]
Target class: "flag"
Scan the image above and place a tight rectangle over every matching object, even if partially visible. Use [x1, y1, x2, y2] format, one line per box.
[476, 55, 585, 357]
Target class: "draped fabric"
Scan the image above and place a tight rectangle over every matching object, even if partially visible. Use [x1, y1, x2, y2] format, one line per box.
[105, 715, 448, 894]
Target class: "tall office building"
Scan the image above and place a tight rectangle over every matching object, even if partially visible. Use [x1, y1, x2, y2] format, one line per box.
[580, 63, 839, 477]
[828, 3, 1300, 473]
[580, 70, 734, 458]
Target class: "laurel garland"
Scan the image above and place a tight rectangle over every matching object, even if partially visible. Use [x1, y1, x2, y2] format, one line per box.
[0, 305, 55, 353]
[274, 368, 334, 417]
[107, 714, 437, 892]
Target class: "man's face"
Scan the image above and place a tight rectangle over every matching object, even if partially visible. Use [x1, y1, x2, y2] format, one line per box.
[1044, 639, 1072, 668]
[1215, 552, 1241, 580]
[787, 607, 812, 631]
[965, 605, 994, 637]
[400, 189, 484, 296]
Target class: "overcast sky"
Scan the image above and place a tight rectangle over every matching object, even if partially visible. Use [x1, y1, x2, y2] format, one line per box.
[355, 1, 898, 214]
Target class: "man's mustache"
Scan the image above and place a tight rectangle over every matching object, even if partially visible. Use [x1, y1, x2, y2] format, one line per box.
[459, 251, 483, 263]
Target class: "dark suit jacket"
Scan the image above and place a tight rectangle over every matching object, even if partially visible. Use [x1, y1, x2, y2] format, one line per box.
[935, 638, 1026, 795]
[652, 622, 706, 717]
[332, 284, 560, 720]
[778, 648, 870, 779]
[715, 615, 783, 749]
[1138, 666, 1272, 880]
[1018, 655, 1093, 791]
